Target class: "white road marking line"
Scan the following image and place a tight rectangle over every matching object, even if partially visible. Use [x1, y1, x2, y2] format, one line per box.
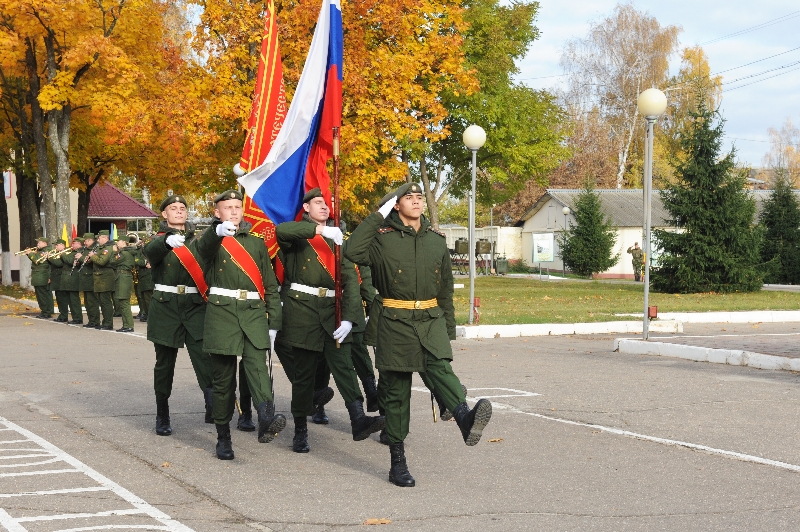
[0, 508, 26, 531]
[0, 453, 54, 460]
[0, 416, 196, 532]
[650, 332, 800, 339]
[1, 457, 62, 468]
[0, 440, 32, 444]
[410, 386, 541, 399]
[0, 469, 80, 478]
[17, 508, 145, 522]
[0, 487, 111, 498]
[52, 526, 172, 531]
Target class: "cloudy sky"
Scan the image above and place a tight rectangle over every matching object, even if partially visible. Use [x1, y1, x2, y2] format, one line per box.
[514, 0, 800, 166]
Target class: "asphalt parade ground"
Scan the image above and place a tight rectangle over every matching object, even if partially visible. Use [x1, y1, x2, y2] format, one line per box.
[2, 298, 800, 531]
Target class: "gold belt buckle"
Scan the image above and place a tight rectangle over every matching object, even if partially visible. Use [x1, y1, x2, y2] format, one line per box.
[414, 300, 421, 309]
[238, 289, 248, 300]
[177, 285, 186, 295]
[319, 287, 328, 297]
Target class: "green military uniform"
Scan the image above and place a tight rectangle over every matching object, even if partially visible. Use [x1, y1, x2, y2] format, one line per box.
[627, 244, 644, 282]
[143, 208, 214, 436]
[196, 189, 285, 458]
[47, 240, 69, 322]
[133, 245, 154, 321]
[109, 245, 135, 331]
[78, 234, 100, 327]
[90, 231, 117, 329]
[60, 241, 84, 323]
[345, 183, 492, 487]
[27, 238, 53, 318]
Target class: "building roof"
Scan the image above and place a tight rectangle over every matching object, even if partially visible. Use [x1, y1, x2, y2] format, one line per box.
[88, 182, 158, 220]
[515, 188, 795, 228]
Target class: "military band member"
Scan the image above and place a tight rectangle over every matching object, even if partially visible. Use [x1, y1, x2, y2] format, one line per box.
[77, 233, 101, 328]
[47, 239, 69, 322]
[132, 237, 154, 322]
[345, 183, 493, 487]
[143, 195, 215, 436]
[89, 230, 116, 330]
[196, 190, 285, 460]
[60, 238, 84, 324]
[276, 187, 384, 454]
[109, 239, 135, 332]
[27, 237, 54, 319]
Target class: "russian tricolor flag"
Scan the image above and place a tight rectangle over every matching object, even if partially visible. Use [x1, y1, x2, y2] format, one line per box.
[239, 0, 343, 224]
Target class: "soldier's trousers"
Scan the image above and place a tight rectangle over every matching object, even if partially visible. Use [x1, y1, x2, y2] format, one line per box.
[153, 338, 213, 401]
[65, 291, 82, 322]
[117, 298, 134, 329]
[380, 351, 466, 444]
[54, 290, 69, 320]
[314, 331, 375, 392]
[210, 336, 273, 425]
[34, 285, 53, 315]
[96, 291, 114, 327]
[83, 291, 100, 325]
[292, 336, 363, 419]
[274, 340, 295, 383]
[112, 296, 120, 316]
[139, 290, 152, 315]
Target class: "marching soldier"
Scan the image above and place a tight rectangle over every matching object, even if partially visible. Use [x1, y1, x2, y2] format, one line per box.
[89, 230, 117, 330]
[133, 237, 154, 322]
[345, 183, 493, 487]
[27, 237, 53, 319]
[196, 190, 285, 460]
[60, 237, 84, 324]
[109, 238, 135, 332]
[47, 239, 69, 322]
[276, 187, 384, 454]
[77, 233, 101, 328]
[143, 195, 215, 436]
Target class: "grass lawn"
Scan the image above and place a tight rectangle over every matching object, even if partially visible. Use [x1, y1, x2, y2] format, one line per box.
[454, 277, 800, 325]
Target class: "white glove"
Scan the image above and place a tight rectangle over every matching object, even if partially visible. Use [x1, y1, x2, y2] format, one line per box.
[365, 316, 370, 325]
[378, 195, 398, 218]
[269, 329, 278, 344]
[165, 234, 185, 248]
[216, 220, 237, 237]
[321, 226, 343, 245]
[333, 320, 353, 342]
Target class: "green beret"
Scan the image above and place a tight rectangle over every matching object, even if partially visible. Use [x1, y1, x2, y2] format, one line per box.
[56, 239, 67, 246]
[303, 187, 324, 203]
[97, 230, 110, 237]
[378, 182, 424, 207]
[214, 189, 243, 204]
[160, 194, 189, 212]
[36, 236, 49, 243]
[82, 233, 95, 240]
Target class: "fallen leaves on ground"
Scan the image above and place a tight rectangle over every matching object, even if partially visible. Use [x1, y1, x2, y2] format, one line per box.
[488, 438, 504, 443]
[364, 518, 391, 525]
[161, 462, 171, 468]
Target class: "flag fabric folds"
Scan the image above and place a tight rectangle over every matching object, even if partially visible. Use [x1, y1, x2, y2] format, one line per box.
[238, 0, 343, 226]
[61, 224, 69, 245]
[110, 224, 117, 241]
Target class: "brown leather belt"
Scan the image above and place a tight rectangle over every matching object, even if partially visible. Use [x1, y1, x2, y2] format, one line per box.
[382, 298, 438, 310]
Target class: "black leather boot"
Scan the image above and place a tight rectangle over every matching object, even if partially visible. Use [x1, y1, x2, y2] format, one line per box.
[215, 423, 234, 460]
[361, 375, 379, 412]
[256, 401, 286, 443]
[347, 400, 385, 441]
[388, 442, 415, 487]
[437, 384, 468, 421]
[237, 395, 255, 432]
[311, 386, 334, 424]
[203, 387, 213, 424]
[139, 314, 148, 322]
[453, 399, 493, 446]
[378, 429, 390, 445]
[155, 398, 172, 436]
[292, 417, 310, 453]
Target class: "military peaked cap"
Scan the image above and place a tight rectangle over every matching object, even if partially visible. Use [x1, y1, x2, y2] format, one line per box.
[55, 239, 67, 246]
[159, 194, 188, 212]
[72, 237, 84, 244]
[97, 230, 110, 237]
[35, 236, 49, 243]
[303, 187, 324, 203]
[214, 189, 243, 204]
[82, 233, 95, 240]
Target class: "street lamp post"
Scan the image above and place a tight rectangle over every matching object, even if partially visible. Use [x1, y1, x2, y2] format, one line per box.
[463, 125, 486, 325]
[637, 88, 668, 340]
[561, 206, 570, 279]
[490, 203, 496, 275]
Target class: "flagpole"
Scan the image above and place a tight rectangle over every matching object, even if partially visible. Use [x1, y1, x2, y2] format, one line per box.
[333, 127, 342, 348]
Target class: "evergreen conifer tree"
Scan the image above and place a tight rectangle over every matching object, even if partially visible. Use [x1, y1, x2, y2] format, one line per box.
[652, 101, 762, 293]
[759, 170, 800, 284]
[558, 185, 619, 278]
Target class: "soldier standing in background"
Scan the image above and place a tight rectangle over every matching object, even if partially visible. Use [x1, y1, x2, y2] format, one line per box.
[110, 238, 136, 333]
[196, 190, 285, 460]
[143, 195, 214, 436]
[90, 230, 117, 331]
[48, 239, 69, 323]
[77, 234, 100, 328]
[27, 237, 53, 319]
[60, 237, 84, 324]
[345, 183, 493, 488]
[133, 237, 154, 322]
[627, 242, 644, 282]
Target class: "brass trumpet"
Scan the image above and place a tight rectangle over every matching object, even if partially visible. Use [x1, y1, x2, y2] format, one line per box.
[14, 247, 37, 255]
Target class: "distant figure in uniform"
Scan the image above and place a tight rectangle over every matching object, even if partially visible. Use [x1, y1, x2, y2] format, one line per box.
[627, 242, 644, 282]
[110, 238, 135, 332]
[48, 239, 69, 322]
[90, 230, 117, 330]
[60, 237, 85, 324]
[196, 190, 285, 460]
[27, 237, 53, 319]
[345, 183, 493, 488]
[77, 233, 100, 328]
[133, 237, 154, 322]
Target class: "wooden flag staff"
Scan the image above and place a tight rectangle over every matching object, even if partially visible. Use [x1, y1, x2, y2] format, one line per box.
[333, 126, 342, 347]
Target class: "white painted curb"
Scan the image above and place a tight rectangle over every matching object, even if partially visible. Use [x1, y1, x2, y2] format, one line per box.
[456, 320, 682, 339]
[614, 338, 800, 372]
[0, 295, 140, 314]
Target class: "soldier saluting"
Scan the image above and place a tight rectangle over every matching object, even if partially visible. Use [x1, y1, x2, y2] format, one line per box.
[345, 183, 493, 488]
[196, 190, 285, 460]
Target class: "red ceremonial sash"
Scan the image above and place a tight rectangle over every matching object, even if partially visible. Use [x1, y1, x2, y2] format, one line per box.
[172, 246, 209, 301]
[221, 236, 265, 301]
[307, 235, 336, 281]
[273, 255, 285, 285]
[354, 264, 362, 284]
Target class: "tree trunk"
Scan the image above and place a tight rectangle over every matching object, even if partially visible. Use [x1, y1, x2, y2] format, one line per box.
[76, 169, 101, 235]
[15, 165, 41, 249]
[49, 106, 73, 236]
[0, 171, 10, 285]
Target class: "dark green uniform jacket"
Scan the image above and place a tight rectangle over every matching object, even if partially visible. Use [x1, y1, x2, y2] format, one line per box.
[350, 262, 376, 333]
[344, 211, 456, 373]
[78, 245, 95, 292]
[143, 221, 206, 348]
[109, 248, 135, 299]
[196, 219, 282, 354]
[133, 248, 155, 291]
[47, 254, 65, 291]
[91, 243, 117, 292]
[276, 218, 361, 350]
[27, 248, 51, 286]
[60, 249, 82, 291]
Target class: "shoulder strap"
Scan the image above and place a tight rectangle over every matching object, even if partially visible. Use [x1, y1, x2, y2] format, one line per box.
[221, 236, 265, 301]
[172, 246, 209, 301]
[307, 235, 336, 281]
